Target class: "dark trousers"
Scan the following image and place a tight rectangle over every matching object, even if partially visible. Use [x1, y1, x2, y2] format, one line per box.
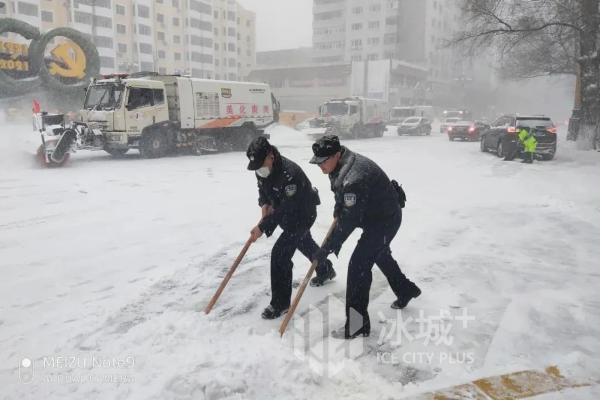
[345, 210, 409, 334]
[270, 210, 331, 310]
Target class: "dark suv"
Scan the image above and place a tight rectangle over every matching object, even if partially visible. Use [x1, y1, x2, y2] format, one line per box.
[480, 115, 557, 160]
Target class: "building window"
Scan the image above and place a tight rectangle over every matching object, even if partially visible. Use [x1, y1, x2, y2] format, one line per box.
[370, 4, 381, 12]
[215, 43, 220, 51]
[17, 1, 38, 16]
[386, 16, 396, 25]
[351, 55, 362, 62]
[367, 53, 379, 61]
[139, 25, 151, 36]
[94, 36, 114, 49]
[74, 11, 92, 25]
[100, 56, 115, 68]
[314, 10, 343, 21]
[158, 67, 166, 74]
[215, 59, 220, 66]
[214, 11, 218, 19]
[190, 18, 212, 31]
[139, 43, 152, 54]
[172, 0, 179, 7]
[237, 33, 241, 40]
[190, 35, 213, 48]
[237, 17, 240, 25]
[228, 43, 236, 52]
[117, 24, 126, 34]
[157, 50, 166, 59]
[432, 18, 436, 27]
[247, 49, 251, 56]
[94, 15, 112, 28]
[157, 13, 165, 24]
[137, 4, 149, 18]
[191, 52, 213, 64]
[173, 35, 181, 44]
[228, 27, 236, 37]
[41, 10, 53, 22]
[384, 50, 395, 59]
[369, 21, 380, 30]
[157, 0, 163, 3]
[352, 6, 363, 15]
[246, 20, 251, 27]
[271, 78, 285, 88]
[228, 73, 237, 81]
[116, 4, 125, 15]
[158, 32, 165, 41]
[351, 39, 362, 48]
[190, 0, 212, 15]
[118, 43, 127, 53]
[384, 33, 396, 44]
[141, 62, 153, 72]
[388, 0, 398, 9]
[227, 11, 236, 21]
[247, 35, 251, 43]
[174, 52, 181, 61]
[173, 17, 180, 26]
[351, 23, 363, 31]
[229, 57, 236, 66]
[368, 37, 380, 46]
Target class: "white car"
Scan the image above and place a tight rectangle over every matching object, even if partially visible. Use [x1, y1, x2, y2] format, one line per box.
[440, 117, 460, 133]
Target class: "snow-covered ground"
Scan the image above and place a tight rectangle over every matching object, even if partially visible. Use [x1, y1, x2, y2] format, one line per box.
[1, 122, 599, 399]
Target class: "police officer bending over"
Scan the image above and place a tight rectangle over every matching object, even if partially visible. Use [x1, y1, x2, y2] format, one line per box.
[310, 135, 421, 339]
[246, 137, 337, 320]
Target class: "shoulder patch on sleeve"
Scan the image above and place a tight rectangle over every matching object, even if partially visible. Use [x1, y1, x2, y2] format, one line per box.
[344, 193, 357, 207]
[285, 184, 297, 197]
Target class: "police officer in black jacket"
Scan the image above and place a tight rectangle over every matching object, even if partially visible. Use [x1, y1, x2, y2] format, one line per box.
[247, 137, 337, 320]
[310, 135, 421, 339]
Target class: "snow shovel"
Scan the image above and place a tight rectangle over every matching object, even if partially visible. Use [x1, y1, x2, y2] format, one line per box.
[278, 219, 338, 337]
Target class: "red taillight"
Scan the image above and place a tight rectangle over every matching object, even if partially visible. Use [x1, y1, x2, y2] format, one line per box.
[547, 127, 557, 134]
[507, 126, 518, 134]
[468, 126, 475, 133]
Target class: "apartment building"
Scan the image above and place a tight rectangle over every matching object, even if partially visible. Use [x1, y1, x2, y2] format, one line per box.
[0, 0, 256, 80]
[212, 0, 256, 81]
[312, 0, 401, 64]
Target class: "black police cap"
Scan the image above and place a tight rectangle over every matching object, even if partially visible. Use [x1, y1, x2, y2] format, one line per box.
[246, 136, 272, 170]
[310, 135, 341, 164]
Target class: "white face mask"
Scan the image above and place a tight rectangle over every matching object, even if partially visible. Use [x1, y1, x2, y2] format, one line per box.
[256, 166, 271, 178]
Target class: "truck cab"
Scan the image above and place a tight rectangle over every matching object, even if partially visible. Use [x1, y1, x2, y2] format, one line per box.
[77, 75, 169, 154]
[318, 97, 387, 139]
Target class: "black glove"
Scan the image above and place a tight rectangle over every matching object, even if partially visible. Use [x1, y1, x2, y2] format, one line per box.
[313, 248, 328, 265]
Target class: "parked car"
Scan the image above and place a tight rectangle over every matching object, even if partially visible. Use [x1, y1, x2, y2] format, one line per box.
[480, 115, 557, 160]
[440, 117, 460, 133]
[447, 120, 488, 141]
[398, 117, 432, 136]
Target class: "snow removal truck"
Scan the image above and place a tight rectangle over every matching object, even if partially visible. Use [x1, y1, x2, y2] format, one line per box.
[302, 97, 389, 139]
[36, 73, 280, 166]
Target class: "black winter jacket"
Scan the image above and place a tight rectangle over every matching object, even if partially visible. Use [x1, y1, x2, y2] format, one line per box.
[256, 146, 320, 236]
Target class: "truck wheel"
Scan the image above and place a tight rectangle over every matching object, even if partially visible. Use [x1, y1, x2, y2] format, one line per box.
[104, 148, 129, 157]
[140, 130, 169, 159]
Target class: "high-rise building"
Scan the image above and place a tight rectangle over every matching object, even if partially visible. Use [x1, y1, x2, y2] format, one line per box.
[311, 0, 401, 64]
[0, 0, 256, 80]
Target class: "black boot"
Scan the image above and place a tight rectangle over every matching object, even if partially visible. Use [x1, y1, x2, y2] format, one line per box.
[310, 260, 336, 287]
[261, 304, 289, 320]
[330, 324, 370, 339]
[391, 282, 422, 310]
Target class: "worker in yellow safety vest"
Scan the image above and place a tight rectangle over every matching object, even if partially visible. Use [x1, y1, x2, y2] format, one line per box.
[518, 127, 538, 164]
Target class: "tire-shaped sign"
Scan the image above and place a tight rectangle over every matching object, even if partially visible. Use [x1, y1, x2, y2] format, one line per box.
[0, 18, 100, 97]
